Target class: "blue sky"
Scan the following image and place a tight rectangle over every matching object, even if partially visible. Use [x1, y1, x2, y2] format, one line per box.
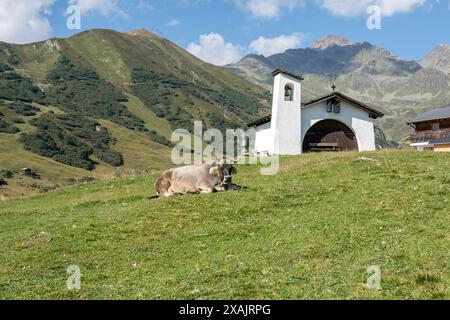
[1, 0, 449, 65]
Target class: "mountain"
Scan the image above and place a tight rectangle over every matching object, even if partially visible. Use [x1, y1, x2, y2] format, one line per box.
[420, 44, 450, 74]
[226, 35, 450, 142]
[229, 37, 422, 80]
[0, 29, 271, 199]
[309, 35, 354, 50]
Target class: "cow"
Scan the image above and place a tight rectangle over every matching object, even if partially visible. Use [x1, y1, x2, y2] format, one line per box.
[154, 160, 239, 198]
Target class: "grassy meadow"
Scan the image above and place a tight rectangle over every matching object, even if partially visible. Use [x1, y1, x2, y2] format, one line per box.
[0, 151, 448, 300]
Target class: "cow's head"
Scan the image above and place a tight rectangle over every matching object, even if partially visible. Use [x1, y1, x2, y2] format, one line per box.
[209, 160, 237, 184]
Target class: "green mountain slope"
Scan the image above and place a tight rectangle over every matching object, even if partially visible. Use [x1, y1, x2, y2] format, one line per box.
[0, 29, 271, 199]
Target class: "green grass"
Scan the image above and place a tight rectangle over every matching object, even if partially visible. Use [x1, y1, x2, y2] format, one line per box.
[98, 120, 172, 172]
[124, 94, 173, 139]
[65, 30, 130, 89]
[0, 151, 448, 300]
[0, 133, 102, 199]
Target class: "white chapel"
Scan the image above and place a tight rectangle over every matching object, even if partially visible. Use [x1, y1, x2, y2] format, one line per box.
[248, 69, 384, 155]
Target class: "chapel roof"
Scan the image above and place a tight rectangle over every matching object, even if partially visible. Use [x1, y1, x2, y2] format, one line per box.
[247, 91, 385, 127]
[272, 68, 305, 81]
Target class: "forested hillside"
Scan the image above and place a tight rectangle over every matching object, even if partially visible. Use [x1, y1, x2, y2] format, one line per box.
[0, 29, 271, 199]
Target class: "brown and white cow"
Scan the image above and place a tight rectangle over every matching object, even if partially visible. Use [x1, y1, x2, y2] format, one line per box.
[154, 160, 238, 198]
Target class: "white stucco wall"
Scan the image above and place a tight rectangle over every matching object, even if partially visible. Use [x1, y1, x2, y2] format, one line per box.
[254, 122, 273, 154]
[270, 73, 302, 155]
[251, 71, 378, 155]
[301, 100, 377, 152]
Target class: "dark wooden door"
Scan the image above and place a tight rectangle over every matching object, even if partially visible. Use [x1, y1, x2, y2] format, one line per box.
[303, 120, 358, 152]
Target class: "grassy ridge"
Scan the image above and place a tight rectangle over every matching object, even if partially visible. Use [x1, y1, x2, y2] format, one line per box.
[0, 151, 448, 299]
[0, 29, 271, 198]
[0, 134, 104, 199]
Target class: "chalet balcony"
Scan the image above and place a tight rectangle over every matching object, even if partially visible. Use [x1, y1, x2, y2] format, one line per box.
[410, 130, 450, 143]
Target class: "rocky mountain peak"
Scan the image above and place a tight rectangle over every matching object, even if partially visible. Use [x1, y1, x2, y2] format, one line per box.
[435, 44, 450, 50]
[421, 44, 450, 74]
[309, 35, 354, 50]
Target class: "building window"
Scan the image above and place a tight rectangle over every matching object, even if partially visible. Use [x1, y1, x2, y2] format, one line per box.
[284, 84, 294, 102]
[432, 123, 440, 132]
[327, 98, 341, 113]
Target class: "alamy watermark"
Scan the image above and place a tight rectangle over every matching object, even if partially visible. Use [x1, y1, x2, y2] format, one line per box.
[366, 265, 382, 290]
[67, 265, 81, 290]
[66, 5, 81, 30]
[191, 71, 200, 84]
[367, 5, 382, 30]
[171, 121, 280, 176]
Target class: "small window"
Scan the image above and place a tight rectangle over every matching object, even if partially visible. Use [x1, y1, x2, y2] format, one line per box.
[432, 123, 440, 132]
[327, 98, 341, 113]
[284, 84, 294, 102]
[327, 100, 333, 113]
[333, 100, 341, 114]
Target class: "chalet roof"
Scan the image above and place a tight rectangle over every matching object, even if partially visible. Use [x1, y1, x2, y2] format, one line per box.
[408, 106, 450, 124]
[272, 68, 304, 81]
[247, 91, 384, 127]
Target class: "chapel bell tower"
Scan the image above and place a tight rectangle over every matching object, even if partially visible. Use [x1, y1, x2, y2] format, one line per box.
[270, 69, 304, 155]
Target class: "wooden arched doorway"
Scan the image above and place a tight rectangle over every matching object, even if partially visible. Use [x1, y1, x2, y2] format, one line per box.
[303, 119, 359, 152]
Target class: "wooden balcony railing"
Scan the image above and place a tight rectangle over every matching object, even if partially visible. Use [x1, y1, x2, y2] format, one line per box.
[410, 130, 450, 143]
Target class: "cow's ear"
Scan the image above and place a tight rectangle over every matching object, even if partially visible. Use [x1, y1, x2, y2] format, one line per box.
[231, 166, 237, 174]
[209, 166, 220, 177]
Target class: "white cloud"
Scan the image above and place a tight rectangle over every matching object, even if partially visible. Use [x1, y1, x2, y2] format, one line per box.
[0, 0, 54, 44]
[167, 19, 180, 27]
[249, 33, 304, 56]
[318, 0, 427, 17]
[68, 0, 127, 18]
[318, 0, 372, 17]
[187, 32, 307, 65]
[187, 33, 243, 66]
[235, 0, 306, 19]
[235, 0, 429, 18]
[378, 0, 427, 16]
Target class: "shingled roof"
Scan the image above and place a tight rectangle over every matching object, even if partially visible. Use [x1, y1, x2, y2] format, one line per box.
[247, 91, 384, 127]
[302, 92, 384, 119]
[272, 68, 304, 81]
[247, 114, 272, 128]
[408, 106, 450, 124]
